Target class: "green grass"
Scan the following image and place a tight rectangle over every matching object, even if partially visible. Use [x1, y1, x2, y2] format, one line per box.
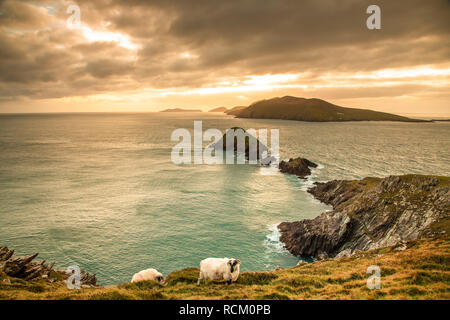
[1, 237, 449, 300]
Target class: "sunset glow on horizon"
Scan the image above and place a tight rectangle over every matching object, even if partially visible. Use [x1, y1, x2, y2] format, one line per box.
[0, 0, 449, 116]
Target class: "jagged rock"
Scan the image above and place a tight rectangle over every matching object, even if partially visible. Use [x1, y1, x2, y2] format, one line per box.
[334, 249, 353, 259]
[3, 253, 39, 276]
[0, 247, 14, 261]
[279, 210, 352, 258]
[279, 175, 449, 259]
[394, 241, 408, 251]
[317, 252, 329, 260]
[79, 271, 98, 286]
[273, 266, 283, 271]
[278, 157, 318, 178]
[0, 246, 99, 287]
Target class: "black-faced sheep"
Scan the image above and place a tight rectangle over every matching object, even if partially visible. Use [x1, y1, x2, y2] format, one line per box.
[131, 268, 164, 284]
[197, 258, 241, 285]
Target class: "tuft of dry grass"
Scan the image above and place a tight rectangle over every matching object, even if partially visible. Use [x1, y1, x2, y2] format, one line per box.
[1, 237, 449, 300]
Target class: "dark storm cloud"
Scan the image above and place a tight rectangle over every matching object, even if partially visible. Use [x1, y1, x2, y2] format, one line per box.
[0, 0, 449, 100]
[85, 58, 135, 78]
[0, 0, 53, 29]
[116, 0, 450, 73]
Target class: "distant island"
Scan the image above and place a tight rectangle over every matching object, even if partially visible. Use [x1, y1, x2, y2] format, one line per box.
[208, 107, 228, 112]
[161, 108, 202, 112]
[235, 96, 428, 122]
[225, 106, 247, 116]
[160, 97, 437, 122]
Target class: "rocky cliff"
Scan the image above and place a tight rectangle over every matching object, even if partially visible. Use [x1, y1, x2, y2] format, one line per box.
[279, 175, 449, 259]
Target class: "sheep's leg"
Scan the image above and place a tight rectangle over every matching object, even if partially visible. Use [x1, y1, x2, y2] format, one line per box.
[204, 277, 208, 285]
[197, 272, 203, 286]
[227, 280, 232, 285]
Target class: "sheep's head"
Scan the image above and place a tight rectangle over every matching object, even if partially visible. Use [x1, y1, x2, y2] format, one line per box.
[156, 275, 164, 283]
[227, 259, 241, 273]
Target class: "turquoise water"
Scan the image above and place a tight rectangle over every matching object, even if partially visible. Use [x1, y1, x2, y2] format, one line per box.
[0, 113, 449, 285]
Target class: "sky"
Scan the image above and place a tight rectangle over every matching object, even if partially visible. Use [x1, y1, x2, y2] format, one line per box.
[0, 0, 449, 116]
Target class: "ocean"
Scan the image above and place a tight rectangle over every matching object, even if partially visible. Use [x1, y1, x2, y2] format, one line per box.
[0, 113, 449, 285]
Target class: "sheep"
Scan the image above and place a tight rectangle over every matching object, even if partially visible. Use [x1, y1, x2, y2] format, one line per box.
[131, 268, 164, 284]
[197, 258, 241, 285]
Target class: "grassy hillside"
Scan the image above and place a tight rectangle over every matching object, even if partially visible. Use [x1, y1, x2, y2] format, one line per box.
[1, 237, 448, 300]
[237, 96, 427, 122]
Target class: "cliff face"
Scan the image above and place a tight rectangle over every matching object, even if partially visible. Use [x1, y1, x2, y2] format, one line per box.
[279, 175, 449, 259]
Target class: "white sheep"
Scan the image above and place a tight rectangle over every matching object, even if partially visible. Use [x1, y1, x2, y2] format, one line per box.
[131, 268, 164, 284]
[197, 258, 241, 285]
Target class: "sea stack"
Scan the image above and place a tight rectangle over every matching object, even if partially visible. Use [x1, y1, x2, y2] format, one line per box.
[278, 157, 318, 179]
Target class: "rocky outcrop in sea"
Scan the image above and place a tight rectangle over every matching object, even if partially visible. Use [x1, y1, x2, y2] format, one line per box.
[278, 157, 318, 178]
[278, 175, 449, 259]
[209, 127, 268, 160]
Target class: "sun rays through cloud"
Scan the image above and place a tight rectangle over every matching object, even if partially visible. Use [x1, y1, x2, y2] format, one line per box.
[0, 0, 449, 115]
